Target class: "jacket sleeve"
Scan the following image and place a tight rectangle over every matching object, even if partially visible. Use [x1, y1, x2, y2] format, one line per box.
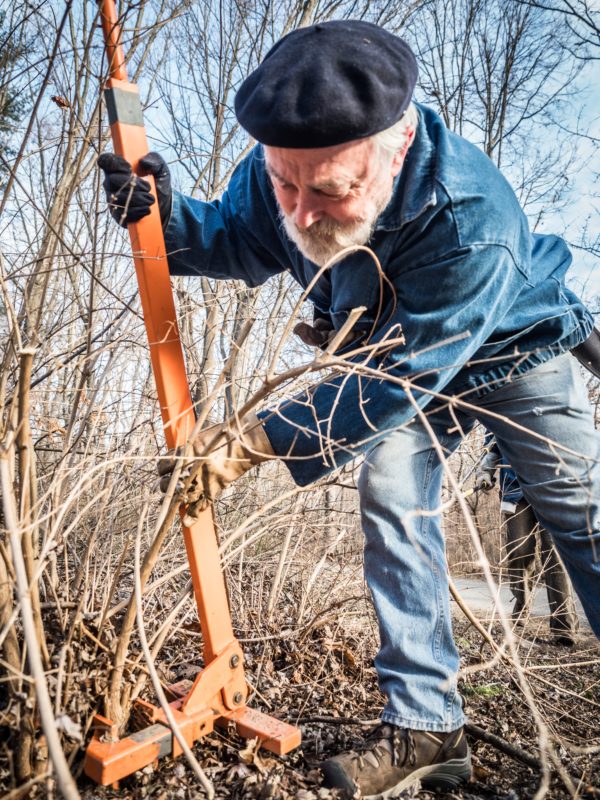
[259, 243, 527, 485]
[163, 150, 289, 287]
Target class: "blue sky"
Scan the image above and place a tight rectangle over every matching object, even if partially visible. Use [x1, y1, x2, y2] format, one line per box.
[549, 54, 600, 303]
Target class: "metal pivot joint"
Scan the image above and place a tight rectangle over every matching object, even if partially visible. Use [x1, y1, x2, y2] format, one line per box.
[85, 0, 300, 785]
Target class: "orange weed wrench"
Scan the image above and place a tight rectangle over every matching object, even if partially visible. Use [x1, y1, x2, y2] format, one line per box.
[84, 0, 300, 786]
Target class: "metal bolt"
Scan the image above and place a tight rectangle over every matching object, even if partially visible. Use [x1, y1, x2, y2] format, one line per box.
[229, 654, 240, 669]
[233, 692, 244, 705]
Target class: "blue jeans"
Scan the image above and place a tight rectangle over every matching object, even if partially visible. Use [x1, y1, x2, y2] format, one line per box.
[358, 354, 600, 732]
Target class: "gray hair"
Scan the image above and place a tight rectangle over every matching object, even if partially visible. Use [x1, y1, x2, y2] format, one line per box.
[373, 103, 419, 159]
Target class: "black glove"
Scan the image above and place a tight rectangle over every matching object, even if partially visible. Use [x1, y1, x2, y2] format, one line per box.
[293, 317, 363, 351]
[98, 152, 172, 228]
[474, 469, 495, 491]
[294, 318, 334, 348]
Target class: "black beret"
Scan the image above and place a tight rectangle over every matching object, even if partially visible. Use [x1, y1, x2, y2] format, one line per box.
[234, 20, 418, 149]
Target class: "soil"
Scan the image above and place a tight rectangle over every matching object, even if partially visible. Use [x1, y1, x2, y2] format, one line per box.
[2, 580, 599, 800]
[72, 612, 600, 800]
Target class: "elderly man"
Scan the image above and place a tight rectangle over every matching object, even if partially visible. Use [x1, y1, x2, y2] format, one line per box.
[99, 20, 600, 799]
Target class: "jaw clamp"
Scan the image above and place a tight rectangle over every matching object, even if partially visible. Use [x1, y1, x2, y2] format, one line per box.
[84, 641, 300, 786]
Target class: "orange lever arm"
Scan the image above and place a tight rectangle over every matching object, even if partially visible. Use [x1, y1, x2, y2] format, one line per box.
[98, 0, 236, 662]
[88, 11, 301, 780]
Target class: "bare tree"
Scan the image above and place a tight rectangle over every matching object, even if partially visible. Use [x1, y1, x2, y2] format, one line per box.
[517, 0, 600, 56]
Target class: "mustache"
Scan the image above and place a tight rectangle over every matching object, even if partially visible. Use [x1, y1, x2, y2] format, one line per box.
[279, 210, 379, 267]
[282, 213, 370, 245]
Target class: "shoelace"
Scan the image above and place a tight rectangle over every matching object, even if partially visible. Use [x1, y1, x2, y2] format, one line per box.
[391, 728, 416, 768]
[354, 725, 417, 769]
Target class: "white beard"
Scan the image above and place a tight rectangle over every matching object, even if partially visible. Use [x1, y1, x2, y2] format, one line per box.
[280, 184, 393, 267]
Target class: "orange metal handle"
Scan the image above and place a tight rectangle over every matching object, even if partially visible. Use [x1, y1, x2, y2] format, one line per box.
[89, 13, 301, 782]
[98, 0, 236, 660]
[99, 0, 127, 81]
[99, 0, 193, 448]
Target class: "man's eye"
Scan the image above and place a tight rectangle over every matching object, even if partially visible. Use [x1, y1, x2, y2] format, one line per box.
[317, 189, 345, 200]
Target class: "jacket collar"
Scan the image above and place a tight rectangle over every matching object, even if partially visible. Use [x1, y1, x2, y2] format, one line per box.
[375, 103, 438, 232]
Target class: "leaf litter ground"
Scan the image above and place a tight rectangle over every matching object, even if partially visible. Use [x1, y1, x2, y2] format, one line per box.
[76, 608, 600, 800]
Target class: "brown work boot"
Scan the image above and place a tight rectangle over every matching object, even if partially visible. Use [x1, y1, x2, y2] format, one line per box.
[320, 723, 471, 799]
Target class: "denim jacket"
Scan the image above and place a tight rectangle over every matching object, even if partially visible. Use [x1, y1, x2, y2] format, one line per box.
[164, 103, 592, 486]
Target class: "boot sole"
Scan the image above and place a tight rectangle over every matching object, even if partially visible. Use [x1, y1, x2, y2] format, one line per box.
[363, 754, 472, 799]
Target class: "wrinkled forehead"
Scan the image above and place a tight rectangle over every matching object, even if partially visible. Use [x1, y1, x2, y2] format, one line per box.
[264, 138, 376, 186]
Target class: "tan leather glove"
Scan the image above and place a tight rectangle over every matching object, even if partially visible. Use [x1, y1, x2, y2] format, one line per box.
[158, 412, 274, 520]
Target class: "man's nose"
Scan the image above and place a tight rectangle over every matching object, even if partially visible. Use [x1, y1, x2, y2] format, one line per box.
[294, 191, 323, 229]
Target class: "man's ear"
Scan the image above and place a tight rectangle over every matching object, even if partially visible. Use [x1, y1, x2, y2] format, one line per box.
[391, 129, 415, 177]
